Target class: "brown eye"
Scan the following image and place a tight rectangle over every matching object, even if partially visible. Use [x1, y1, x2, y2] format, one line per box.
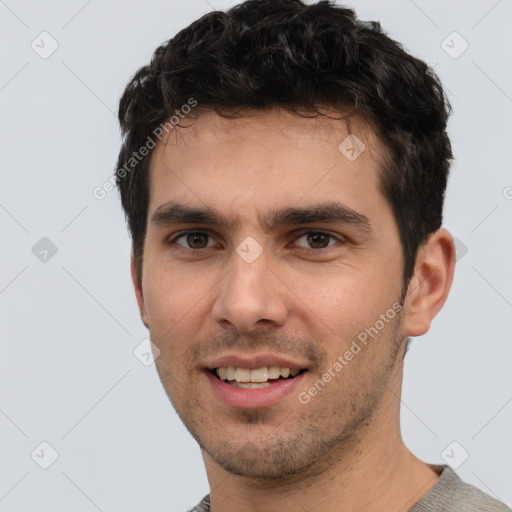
[292, 231, 345, 252]
[306, 232, 331, 249]
[172, 232, 215, 250]
[186, 233, 209, 249]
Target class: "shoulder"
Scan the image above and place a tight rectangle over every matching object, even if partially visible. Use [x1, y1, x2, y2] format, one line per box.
[187, 494, 210, 512]
[411, 464, 511, 512]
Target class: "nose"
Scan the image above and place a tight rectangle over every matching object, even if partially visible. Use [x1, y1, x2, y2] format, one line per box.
[211, 251, 290, 333]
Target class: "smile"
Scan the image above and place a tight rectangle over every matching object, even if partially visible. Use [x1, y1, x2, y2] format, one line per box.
[207, 364, 308, 408]
[214, 366, 303, 388]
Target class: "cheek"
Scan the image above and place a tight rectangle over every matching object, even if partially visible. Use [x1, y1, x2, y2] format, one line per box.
[287, 264, 400, 349]
[142, 260, 219, 352]
[144, 255, 209, 314]
[286, 269, 372, 340]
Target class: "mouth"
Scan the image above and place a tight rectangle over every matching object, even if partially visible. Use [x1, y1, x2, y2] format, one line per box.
[205, 359, 309, 409]
[212, 366, 307, 389]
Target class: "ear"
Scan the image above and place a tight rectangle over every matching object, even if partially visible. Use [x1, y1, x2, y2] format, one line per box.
[130, 256, 149, 329]
[402, 228, 456, 337]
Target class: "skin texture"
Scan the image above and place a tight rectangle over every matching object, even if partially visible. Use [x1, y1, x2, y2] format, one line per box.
[131, 109, 456, 512]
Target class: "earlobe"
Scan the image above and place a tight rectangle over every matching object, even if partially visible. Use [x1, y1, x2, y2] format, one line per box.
[402, 229, 456, 337]
[130, 256, 149, 329]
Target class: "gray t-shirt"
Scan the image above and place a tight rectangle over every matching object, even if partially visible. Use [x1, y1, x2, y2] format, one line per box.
[189, 464, 510, 511]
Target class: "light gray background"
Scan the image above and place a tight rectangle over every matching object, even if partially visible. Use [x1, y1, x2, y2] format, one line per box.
[1, 0, 511, 510]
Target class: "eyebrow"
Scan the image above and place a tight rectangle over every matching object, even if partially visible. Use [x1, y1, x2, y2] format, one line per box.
[150, 201, 372, 234]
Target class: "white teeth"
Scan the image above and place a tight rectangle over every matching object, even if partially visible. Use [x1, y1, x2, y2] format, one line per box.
[250, 367, 268, 382]
[226, 366, 236, 380]
[268, 366, 281, 379]
[214, 365, 303, 383]
[234, 381, 252, 389]
[232, 382, 272, 389]
[235, 367, 251, 382]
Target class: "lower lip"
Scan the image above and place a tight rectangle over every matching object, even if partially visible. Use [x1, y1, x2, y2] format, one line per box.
[205, 371, 306, 409]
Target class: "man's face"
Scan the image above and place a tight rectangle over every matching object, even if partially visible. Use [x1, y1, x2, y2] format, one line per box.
[135, 109, 407, 479]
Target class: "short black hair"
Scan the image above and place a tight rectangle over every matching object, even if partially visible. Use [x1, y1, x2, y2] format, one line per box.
[116, 0, 452, 290]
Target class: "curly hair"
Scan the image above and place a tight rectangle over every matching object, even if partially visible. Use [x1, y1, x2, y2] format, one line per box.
[116, 0, 452, 289]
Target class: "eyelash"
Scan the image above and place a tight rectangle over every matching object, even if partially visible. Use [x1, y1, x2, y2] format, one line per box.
[168, 230, 346, 253]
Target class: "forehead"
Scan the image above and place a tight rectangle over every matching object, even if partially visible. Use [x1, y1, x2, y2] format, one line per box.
[160, 108, 378, 155]
[147, 108, 387, 223]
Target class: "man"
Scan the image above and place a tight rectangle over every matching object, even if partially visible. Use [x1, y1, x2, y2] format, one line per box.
[115, 1, 510, 510]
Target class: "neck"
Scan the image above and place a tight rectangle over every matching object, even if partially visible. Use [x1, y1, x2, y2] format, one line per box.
[203, 349, 440, 512]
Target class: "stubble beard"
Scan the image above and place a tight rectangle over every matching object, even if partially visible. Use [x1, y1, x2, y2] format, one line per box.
[156, 312, 405, 483]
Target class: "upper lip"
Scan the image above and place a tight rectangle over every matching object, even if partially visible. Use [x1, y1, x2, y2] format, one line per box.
[203, 352, 310, 371]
